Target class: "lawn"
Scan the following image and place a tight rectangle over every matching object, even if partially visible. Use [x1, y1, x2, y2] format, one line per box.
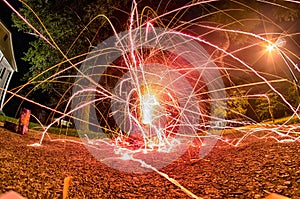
[0, 115, 79, 137]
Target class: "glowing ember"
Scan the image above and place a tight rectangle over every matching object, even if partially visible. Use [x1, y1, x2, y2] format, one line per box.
[27, 143, 41, 147]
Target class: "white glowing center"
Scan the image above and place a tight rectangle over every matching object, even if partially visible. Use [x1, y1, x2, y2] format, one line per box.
[141, 94, 159, 125]
[266, 44, 275, 52]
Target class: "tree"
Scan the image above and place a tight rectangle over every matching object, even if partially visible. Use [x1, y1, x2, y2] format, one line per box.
[270, 0, 299, 22]
[255, 95, 274, 122]
[286, 83, 300, 109]
[255, 92, 291, 122]
[12, 0, 129, 108]
[226, 89, 249, 120]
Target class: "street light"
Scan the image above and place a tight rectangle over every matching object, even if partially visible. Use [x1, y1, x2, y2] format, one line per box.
[265, 38, 300, 99]
[266, 37, 286, 53]
[266, 44, 275, 52]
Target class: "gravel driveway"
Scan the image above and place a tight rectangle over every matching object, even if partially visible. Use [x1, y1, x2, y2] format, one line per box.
[0, 126, 299, 198]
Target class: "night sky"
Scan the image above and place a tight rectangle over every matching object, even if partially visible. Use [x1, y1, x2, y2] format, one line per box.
[0, 0, 32, 89]
[0, 1, 33, 116]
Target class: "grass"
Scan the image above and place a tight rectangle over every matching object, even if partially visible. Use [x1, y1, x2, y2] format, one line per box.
[1, 113, 298, 140]
[0, 115, 80, 137]
[0, 115, 110, 139]
[261, 115, 300, 125]
[0, 115, 18, 123]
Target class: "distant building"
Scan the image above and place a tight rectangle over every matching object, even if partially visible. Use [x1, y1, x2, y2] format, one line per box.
[0, 20, 17, 113]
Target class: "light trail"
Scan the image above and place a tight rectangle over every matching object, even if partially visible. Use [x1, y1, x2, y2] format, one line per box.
[3, 0, 300, 198]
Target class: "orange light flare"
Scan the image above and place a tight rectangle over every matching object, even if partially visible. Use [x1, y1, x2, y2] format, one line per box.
[264, 37, 286, 54]
[126, 83, 182, 151]
[138, 85, 167, 146]
[261, 37, 287, 69]
[265, 43, 276, 53]
[263, 37, 300, 84]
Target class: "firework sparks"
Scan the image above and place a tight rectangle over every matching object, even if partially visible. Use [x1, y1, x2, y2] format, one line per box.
[2, 0, 300, 198]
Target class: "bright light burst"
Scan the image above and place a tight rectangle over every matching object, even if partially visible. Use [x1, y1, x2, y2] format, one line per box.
[266, 43, 275, 52]
[71, 23, 227, 171]
[2, 0, 300, 198]
[265, 37, 287, 53]
[140, 91, 159, 125]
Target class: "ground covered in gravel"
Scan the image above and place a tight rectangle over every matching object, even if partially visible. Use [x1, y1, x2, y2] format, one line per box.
[0, 125, 300, 199]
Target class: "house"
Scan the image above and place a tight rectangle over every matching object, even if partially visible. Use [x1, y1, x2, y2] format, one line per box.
[0, 20, 17, 113]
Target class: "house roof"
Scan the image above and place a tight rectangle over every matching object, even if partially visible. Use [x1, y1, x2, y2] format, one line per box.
[0, 20, 17, 72]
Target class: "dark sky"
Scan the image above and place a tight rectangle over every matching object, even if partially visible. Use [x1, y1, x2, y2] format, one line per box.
[0, 1, 33, 116]
[0, 0, 32, 89]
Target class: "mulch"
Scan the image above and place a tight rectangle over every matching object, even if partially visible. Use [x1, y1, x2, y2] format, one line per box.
[0, 125, 300, 199]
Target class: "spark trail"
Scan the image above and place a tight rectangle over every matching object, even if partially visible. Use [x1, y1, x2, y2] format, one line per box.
[3, 0, 300, 198]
